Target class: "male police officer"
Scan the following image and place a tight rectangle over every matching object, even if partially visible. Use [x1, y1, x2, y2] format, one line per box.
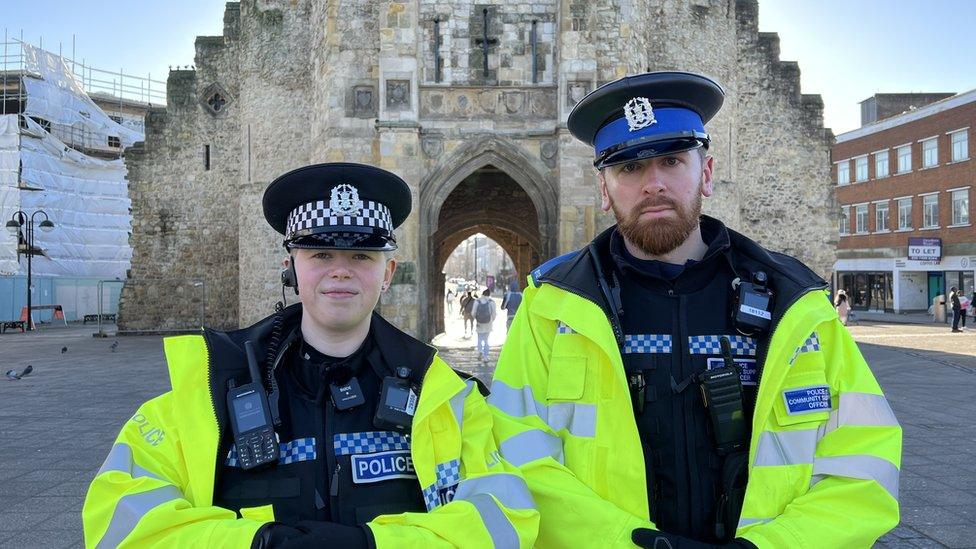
[489, 73, 901, 548]
[84, 163, 538, 548]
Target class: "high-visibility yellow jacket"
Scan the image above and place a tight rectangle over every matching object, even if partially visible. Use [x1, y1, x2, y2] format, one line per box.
[489, 238, 901, 548]
[83, 312, 538, 548]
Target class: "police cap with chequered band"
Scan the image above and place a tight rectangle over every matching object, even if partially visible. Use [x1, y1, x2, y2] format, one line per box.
[567, 71, 725, 169]
[263, 162, 411, 251]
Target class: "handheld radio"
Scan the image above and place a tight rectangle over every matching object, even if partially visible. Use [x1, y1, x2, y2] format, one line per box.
[226, 341, 279, 470]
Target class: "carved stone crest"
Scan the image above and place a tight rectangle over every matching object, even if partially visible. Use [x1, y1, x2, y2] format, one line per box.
[421, 136, 444, 159]
[540, 139, 558, 169]
[502, 91, 525, 114]
[567, 81, 590, 107]
[387, 80, 411, 110]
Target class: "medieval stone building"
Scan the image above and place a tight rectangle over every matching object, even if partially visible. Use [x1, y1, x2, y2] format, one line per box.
[119, 0, 835, 339]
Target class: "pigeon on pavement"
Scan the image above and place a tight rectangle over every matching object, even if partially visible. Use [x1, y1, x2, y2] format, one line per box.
[5, 369, 21, 380]
[110, 341, 119, 353]
[19, 365, 32, 378]
[61, 346, 68, 354]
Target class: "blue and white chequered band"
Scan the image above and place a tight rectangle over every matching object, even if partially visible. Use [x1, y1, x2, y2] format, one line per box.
[687, 334, 757, 356]
[623, 334, 672, 354]
[556, 321, 576, 334]
[286, 198, 393, 240]
[421, 459, 462, 511]
[225, 437, 316, 467]
[789, 332, 821, 364]
[333, 431, 411, 456]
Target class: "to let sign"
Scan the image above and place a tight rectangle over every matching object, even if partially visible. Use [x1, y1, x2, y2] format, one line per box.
[908, 237, 942, 261]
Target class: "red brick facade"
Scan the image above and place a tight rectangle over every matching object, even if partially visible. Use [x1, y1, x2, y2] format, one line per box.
[833, 98, 975, 249]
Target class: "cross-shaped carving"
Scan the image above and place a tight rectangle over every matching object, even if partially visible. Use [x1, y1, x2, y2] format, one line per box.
[474, 8, 498, 78]
[207, 93, 226, 112]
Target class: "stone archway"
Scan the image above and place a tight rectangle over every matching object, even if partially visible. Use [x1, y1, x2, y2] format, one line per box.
[418, 139, 557, 340]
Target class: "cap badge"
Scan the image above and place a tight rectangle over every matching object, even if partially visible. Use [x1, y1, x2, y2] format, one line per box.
[330, 184, 363, 216]
[624, 97, 656, 132]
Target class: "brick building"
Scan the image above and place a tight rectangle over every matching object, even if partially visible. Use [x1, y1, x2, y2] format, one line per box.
[833, 91, 975, 313]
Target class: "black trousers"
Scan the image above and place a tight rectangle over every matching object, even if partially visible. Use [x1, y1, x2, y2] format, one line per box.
[952, 309, 962, 330]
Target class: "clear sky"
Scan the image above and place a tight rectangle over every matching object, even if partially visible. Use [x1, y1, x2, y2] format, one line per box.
[758, 0, 976, 134]
[5, 1, 973, 135]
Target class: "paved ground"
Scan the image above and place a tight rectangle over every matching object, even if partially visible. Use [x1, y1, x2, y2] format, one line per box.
[1, 319, 975, 548]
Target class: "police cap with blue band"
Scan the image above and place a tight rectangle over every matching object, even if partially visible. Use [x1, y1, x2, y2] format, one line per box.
[263, 162, 411, 251]
[567, 71, 725, 168]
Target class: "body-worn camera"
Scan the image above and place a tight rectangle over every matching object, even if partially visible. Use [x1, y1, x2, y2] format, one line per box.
[733, 271, 773, 335]
[374, 368, 418, 432]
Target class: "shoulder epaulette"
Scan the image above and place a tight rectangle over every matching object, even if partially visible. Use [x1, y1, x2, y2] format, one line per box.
[530, 250, 581, 287]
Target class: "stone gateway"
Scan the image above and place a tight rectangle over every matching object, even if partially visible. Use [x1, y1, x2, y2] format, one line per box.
[119, 0, 835, 339]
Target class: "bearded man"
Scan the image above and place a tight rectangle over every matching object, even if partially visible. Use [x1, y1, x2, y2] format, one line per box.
[488, 72, 901, 548]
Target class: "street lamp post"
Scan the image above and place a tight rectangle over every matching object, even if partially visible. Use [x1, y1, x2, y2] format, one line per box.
[6, 210, 55, 331]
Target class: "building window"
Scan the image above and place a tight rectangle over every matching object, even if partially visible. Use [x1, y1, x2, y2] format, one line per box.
[204, 144, 211, 171]
[952, 189, 969, 225]
[854, 156, 869, 182]
[855, 204, 869, 234]
[897, 145, 912, 173]
[107, 136, 121, 148]
[923, 194, 939, 228]
[875, 201, 889, 232]
[837, 161, 850, 185]
[840, 205, 850, 235]
[898, 198, 912, 230]
[921, 137, 938, 168]
[951, 129, 969, 162]
[108, 114, 124, 124]
[874, 150, 889, 178]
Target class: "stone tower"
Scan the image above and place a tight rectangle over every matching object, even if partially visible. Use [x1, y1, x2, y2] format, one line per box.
[119, 0, 835, 339]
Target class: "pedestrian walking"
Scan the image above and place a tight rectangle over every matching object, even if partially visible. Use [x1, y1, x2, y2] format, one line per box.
[460, 290, 475, 337]
[473, 289, 496, 363]
[959, 288, 969, 329]
[445, 288, 454, 314]
[951, 286, 962, 332]
[834, 289, 851, 326]
[500, 280, 523, 331]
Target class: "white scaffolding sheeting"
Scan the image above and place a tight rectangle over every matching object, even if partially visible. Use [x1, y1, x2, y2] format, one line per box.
[15, 116, 132, 278]
[20, 43, 144, 148]
[0, 115, 20, 275]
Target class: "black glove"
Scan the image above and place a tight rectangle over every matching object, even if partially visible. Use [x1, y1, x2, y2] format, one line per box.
[252, 521, 369, 549]
[632, 528, 758, 549]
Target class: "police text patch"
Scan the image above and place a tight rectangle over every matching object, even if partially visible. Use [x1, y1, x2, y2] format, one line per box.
[350, 450, 416, 484]
[706, 358, 758, 386]
[782, 385, 832, 415]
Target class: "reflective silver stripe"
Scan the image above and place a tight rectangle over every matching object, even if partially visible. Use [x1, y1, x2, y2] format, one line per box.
[97, 443, 164, 481]
[454, 472, 535, 510]
[753, 429, 818, 466]
[737, 517, 771, 528]
[489, 380, 596, 437]
[810, 454, 900, 501]
[467, 493, 520, 549]
[822, 392, 899, 436]
[499, 429, 564, 467]
[450, 380, 476, 432]
[96, 484, 183, 549]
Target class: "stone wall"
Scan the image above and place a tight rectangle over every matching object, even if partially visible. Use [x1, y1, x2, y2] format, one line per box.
[235, 0, 313, 324]
[118, 4, 242, 331]
[121, 0, 836, 336]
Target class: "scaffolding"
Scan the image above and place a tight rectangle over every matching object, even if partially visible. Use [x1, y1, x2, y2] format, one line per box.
[0, 30, 166, 114]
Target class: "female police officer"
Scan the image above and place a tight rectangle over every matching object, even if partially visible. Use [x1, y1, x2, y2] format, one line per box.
[83, 163, 537, 548]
